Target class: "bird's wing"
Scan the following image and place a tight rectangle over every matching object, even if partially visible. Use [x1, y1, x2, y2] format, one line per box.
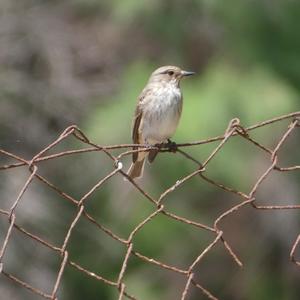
[132, 87, 152, 162]
[132, 108, 143, 163]
[132, 105, 142, 144]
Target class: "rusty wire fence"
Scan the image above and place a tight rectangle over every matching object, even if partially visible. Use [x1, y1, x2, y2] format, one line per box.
[0, 111, 299, 300]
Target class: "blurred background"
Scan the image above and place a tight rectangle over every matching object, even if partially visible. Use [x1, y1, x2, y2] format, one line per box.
[0, 0, 299, 299]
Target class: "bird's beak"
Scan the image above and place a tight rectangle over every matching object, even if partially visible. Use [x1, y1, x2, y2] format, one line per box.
[181, 70, 196, 77]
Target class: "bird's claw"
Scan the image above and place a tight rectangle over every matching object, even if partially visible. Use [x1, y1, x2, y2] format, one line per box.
[166, 139, 177, 153]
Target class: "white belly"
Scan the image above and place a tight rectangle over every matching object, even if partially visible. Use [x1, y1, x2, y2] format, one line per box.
[141, 85, 182, 144]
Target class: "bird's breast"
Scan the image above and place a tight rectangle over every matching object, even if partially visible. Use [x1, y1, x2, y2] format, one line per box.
[141, 85, 182, 144]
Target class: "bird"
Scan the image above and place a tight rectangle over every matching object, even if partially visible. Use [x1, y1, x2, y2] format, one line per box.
[126, 65, 195, 179]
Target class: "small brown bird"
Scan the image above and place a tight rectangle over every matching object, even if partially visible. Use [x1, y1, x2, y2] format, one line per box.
[127, 65, 195, 179]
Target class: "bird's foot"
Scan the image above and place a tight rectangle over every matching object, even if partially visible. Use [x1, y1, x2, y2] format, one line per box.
[166, 139, 177, 153]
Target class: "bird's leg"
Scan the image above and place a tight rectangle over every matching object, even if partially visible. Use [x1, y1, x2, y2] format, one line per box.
[166, 139, 177, 153]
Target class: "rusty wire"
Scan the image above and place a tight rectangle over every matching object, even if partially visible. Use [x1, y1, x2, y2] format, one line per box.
[0, 111, 299, 300]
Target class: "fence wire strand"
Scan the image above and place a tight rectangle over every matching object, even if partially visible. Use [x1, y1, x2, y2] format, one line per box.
[0, 111, 299, 300]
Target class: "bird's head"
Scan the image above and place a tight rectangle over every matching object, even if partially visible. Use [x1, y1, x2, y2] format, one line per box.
[149, 65, 195, 86]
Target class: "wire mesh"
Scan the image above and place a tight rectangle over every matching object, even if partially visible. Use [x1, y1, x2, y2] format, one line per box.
[0, 111, 299, 300]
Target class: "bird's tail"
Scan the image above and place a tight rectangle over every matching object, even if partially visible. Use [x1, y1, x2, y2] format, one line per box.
[127, 158, 145, 179]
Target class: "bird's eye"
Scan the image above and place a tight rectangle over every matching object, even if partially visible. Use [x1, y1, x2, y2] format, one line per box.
[167, 70, 174, 76]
